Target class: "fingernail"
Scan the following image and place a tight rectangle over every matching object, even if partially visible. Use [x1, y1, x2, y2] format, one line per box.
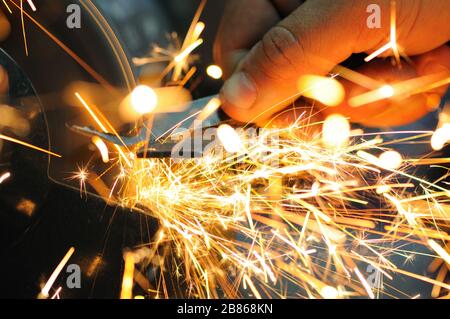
[222, 72, 257, 109]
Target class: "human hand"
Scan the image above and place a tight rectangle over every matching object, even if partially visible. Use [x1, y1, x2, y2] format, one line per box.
[0, 9, 10, 94]
[215, 0, 450, 127]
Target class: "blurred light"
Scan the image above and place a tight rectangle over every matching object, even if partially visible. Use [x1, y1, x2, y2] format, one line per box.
[378, 85, 395, 98]
[207, 65, 223, 80]
[349, 84, 395, 107]
[320, 286, 339, 299]
[131, 85, 158, 115]
[16, 198, 36, 216]
[27, 0, 37, 11]
[379, 151, 403, 169]
[217, 124, 244, 153]
[174, 39, 203, 64]
[196, 97, 222, 122]
[431, 124, 450, 151]
[322, 114, 350, 149]
[298, 75, 345, 106]
[193, 22, 205, 39]
[120, 252, 135, 299]
[0, 172, 11, 184]
[92, 136, 110, 163]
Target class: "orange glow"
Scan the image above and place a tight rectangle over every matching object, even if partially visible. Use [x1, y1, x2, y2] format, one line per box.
[120, 252, 135, 299]
[349, 84, 394, 107]
[131, 85, 158, 115]
[92, 136, 110, 163]
[322, 114, 350, 149]
[298, 75, 345, 106]
[206, 65, 223, 80]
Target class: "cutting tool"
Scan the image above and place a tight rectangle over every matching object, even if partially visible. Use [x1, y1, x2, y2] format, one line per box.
[70, 94, 229, 158]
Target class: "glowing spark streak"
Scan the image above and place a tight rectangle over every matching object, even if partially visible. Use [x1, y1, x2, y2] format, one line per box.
[0, 172, 11, 184]
[333, 65, 383, 90]
[192, 22, 205, 40]
[364, 1, 399, 63]
[0, 134, 61, 157]
[20, 0, 28, 56]
[365, 43, 391, 63]
[353, 267, 375, 299]
[349, 85, 394, 107]
[51, 287, 62, 300]
[384, 193, 417, 226]
[2, 0, 11, 13]
[92, 136, 110, 163]
[196, 97, 222, 122]
[428, 240, 450, 265]
[120, 252, 135, 299]
[243, 275, 262, 299]
[26, 0, 35, 11]
[351, 251, 393, 280]
[75, 93, 132, 167]
[41, 247, 75, 298]
[174, 39, 203, 63]
[75, 92, 108, 132]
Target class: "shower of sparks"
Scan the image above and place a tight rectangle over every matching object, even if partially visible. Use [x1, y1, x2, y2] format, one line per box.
[110, 120, 450, 299]
[133, 0, 207, 83]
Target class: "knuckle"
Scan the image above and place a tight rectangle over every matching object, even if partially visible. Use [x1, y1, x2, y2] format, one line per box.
[259, 25, 305, 78]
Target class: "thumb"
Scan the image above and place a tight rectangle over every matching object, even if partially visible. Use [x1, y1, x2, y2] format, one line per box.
[220, 0, 381, 123]
[0, 10, 10, 42]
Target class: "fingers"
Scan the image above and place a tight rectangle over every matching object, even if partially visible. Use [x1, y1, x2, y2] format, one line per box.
[220, 0, 450, 125]
[0, 66, 9, 94]
[220, 0, 380, 123]
[271, 0, 305, 17]
[321, 45, 450, 127]
[214, 0, 280, 78]
[0, 9, 11, 41]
